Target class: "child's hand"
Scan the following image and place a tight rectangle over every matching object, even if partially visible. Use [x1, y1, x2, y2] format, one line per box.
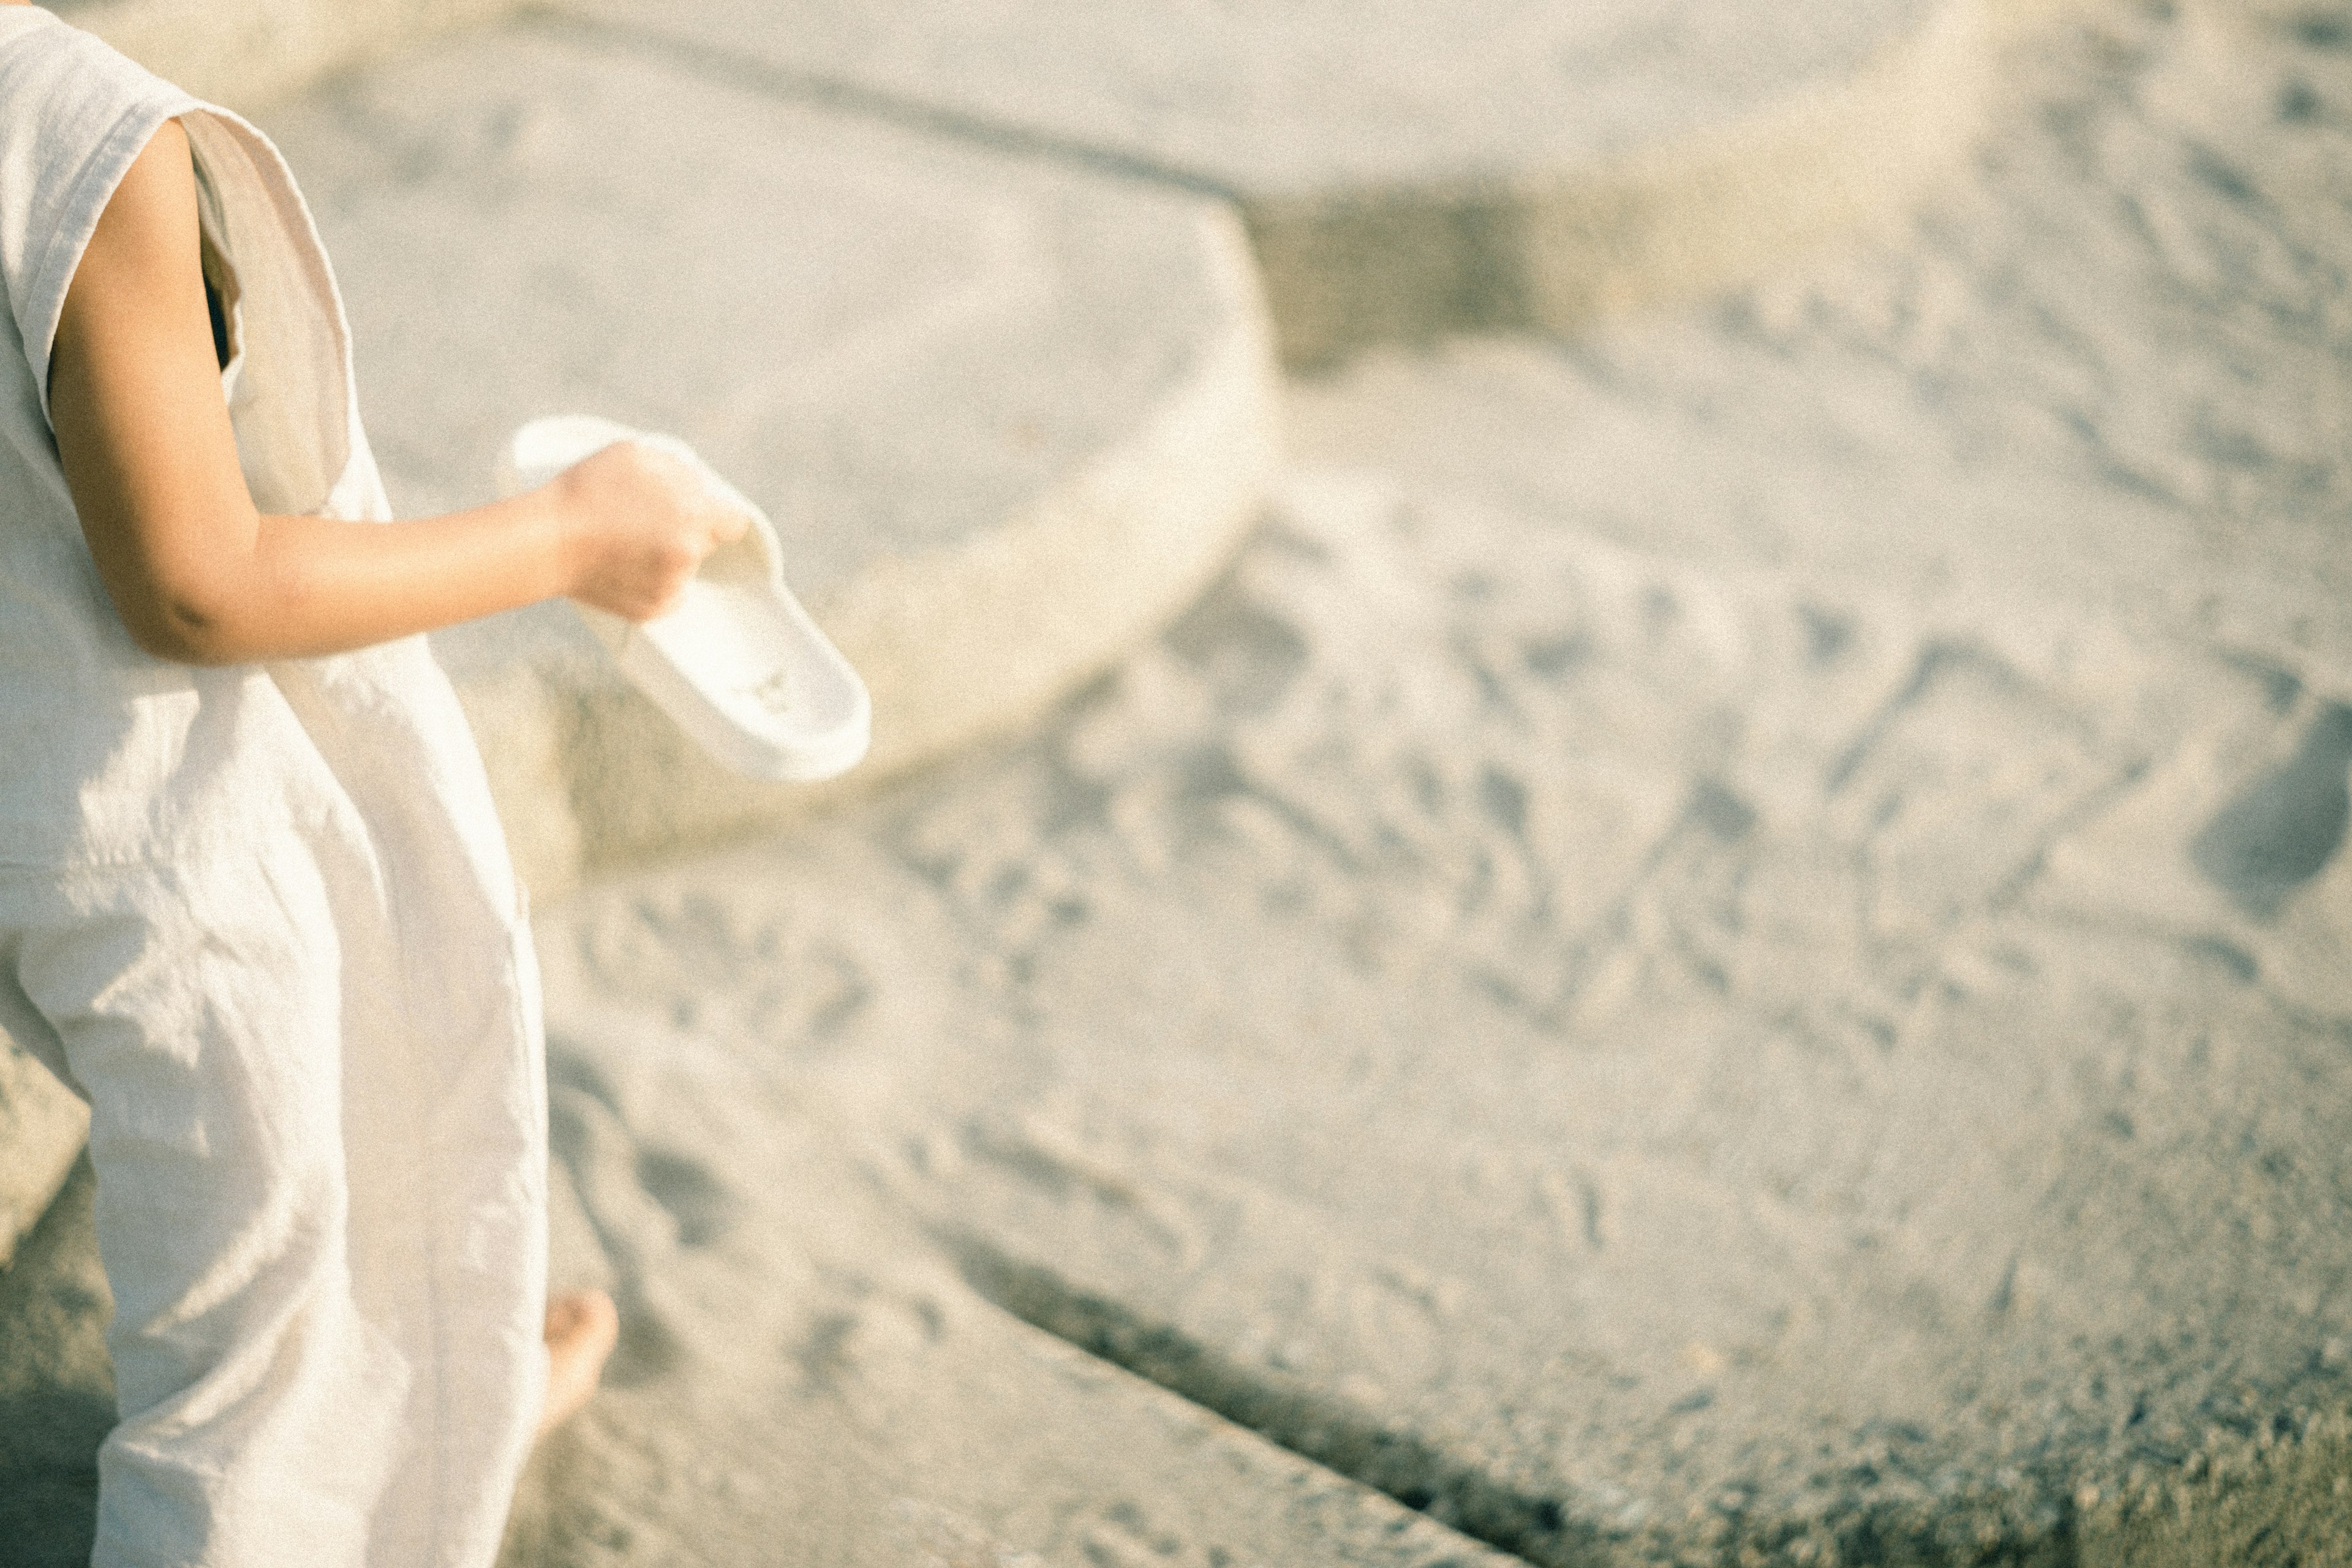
[53, 121, 772, 662]
[553, 440, 752, 622]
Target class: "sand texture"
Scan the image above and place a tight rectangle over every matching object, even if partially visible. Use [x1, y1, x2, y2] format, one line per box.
[505, 5, 2352, 1561]
[4, 0, 2350, 1562]
[1289, 2, 2352, 680]
[503, 1011, 1520, 1566]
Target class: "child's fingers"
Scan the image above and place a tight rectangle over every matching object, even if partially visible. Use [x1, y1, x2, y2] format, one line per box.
[552, 440, 763, 620]
[643, 448, 748, 548]
[646, 581, 690, 620]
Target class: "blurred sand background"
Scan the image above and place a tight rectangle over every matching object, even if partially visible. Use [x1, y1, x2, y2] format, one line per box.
[6, 1, 2352, 1564]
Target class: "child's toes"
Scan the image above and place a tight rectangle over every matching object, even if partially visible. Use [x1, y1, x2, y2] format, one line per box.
[539, 1289, 619, 1435]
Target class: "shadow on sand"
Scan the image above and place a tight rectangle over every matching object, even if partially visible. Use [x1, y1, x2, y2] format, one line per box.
[0, 1158, 112, 1568]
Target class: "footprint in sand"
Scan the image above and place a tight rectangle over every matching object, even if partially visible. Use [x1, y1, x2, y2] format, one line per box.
[1069, 1499, 1226, 1568]
[547, 1055, 742, 1383]
[1163, 576, 1312, 719]
[2191, 702, 2352, 920]
[884, 1499, 1042, 1567]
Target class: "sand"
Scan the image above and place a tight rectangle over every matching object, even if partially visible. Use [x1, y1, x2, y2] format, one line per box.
[5, 0, 2351, 1562]
[508, 3, 2352, 1559]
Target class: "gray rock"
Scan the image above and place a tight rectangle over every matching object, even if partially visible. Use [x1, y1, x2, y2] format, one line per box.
[257, 21, 1278, 894]
[551, 0, 2021, 366]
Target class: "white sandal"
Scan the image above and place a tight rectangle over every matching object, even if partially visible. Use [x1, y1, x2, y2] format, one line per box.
[496, 415, 870, 782]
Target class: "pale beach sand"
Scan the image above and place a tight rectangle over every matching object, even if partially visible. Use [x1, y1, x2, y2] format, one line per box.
[4, 1, 2351, 1564]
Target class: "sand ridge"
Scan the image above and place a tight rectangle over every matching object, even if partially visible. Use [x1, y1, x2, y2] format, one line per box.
[4, 0, 2350, 1561]
[514, 4, 2352, 1559]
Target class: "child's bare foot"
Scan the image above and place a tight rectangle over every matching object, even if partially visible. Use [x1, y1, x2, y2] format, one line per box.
[538, 1289, 619, 1436]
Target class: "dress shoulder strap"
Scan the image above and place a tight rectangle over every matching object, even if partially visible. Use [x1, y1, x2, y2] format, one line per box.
[0, 10, 369, 521]
[0, 8, 197, 418]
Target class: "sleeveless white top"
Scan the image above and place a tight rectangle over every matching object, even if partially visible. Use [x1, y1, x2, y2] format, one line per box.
[0, 7, 510, 883]
[0, 11, 546, 1565]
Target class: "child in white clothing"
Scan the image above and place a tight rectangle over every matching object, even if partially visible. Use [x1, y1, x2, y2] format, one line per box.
[0, 2, 742, 1561]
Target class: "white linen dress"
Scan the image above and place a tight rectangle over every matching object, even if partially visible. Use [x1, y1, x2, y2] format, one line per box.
[0, 10, 548, 1565]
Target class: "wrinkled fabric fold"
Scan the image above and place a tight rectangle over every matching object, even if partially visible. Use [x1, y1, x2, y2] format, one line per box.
[0, 9, 546, 1565]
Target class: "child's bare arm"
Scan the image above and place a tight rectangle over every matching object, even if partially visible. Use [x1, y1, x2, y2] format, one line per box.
[47, 118, 743, 666]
